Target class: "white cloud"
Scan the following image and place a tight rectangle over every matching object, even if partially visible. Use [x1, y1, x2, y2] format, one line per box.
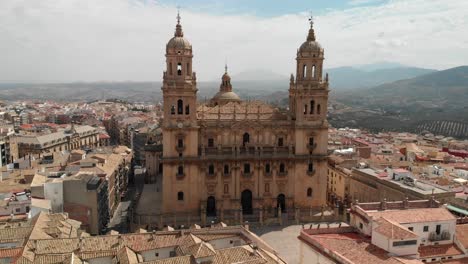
[0, 0, 467, 82]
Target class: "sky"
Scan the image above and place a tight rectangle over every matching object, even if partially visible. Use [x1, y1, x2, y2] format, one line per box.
[1, 0, 467, 82]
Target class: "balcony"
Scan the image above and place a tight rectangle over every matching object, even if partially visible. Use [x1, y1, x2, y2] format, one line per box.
[176, 173, 185, 180]
[307, 169, 316, 176]
[264, 171, 272, 177]
[223, 172, 231, 178]
[277, 171, 288, 177]
[429, 231, 451, 242]
[241, 171, 252, 178]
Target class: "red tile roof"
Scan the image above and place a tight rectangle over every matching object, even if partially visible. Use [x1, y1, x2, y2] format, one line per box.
[299, 231, 422, 264]
[455, 224, 468, 249]
[418, 244, 464, 258]
[0, 247, 22, 258]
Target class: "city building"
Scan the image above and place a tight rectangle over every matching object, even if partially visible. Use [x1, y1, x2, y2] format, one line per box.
[147, 14, 329, 223]
[299, 199, 468, 263]
[0, 211, 286, 264]
[9, 124, 100, 160]
[349, 167, 455, 204]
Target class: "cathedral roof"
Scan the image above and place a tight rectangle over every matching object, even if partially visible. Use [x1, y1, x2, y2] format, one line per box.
[197, 101, 288, 121]
[212, 91, 241, 102]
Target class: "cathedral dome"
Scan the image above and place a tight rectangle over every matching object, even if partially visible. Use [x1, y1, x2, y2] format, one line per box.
[299, 40, 322, 53]
[213, 91, 241, 102]
[167, 36, 192, 50]
[298, 20, 322, 53]
[166, 11, 191, 50]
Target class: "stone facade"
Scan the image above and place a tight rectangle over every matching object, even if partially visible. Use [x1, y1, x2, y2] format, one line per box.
[148, 15, 329, 219]
[10, 125, 99, 160]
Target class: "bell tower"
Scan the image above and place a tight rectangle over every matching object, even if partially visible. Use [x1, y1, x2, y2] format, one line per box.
[289, 18, 329, 124]
[162, 11, 198, 128]
[161, 12, 201, 214]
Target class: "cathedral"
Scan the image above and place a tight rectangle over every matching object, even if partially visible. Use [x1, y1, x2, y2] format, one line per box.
[151, 13, 329, 220]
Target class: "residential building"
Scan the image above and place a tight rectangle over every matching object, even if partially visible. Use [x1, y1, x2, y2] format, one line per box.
[0, 211, 286, 264]
[10, 125, 99, 160]
[299, 199, 468, 263]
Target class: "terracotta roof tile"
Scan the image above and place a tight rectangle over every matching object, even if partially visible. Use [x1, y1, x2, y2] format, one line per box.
[367, 208, 456, 224]
[418, 244, 464, 258]
[373, 217, 419, 240]
[455, 224, 468, 250]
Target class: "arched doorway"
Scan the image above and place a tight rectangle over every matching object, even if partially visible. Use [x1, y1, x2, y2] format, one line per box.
[241, 190, 253, 215]
[207, 196, 216, 217]
[277, 194, 286, 213]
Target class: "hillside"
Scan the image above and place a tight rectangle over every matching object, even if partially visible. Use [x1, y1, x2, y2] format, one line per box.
[326, 66, 436, 91]
[338, 66, 468, 107]
[330, 66, 468, 138]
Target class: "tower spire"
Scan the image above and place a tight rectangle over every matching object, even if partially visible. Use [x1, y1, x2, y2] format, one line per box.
[175, 8, 184, 37]
[307, 14, 316, 41]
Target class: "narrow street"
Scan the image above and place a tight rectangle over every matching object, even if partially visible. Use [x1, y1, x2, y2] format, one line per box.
[107, 170, 145, 233]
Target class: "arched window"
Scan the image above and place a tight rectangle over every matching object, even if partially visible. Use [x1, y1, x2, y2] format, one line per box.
[310, 100, 315, 114]
[243, 133, 250, 146]
[302, 64, 307, 79]
[307, 188, 313, 197]
[171, 105, 175, 115]
[185, 105, 190, 115]
[265, 163, 271, 174]
[279, 163, 285, 173]
[244, 163, 251, 174]
[177, 100, 183, 115]
[208, 138, 214, 147]
[224, 164, 229, 175]
[177, 192, 184, 201]
[208, 164, 215, 175]
[309, 137, 314, 147]
[177, 63, 182, 76]
[317, 104, 321, 115]
[312, 65, 316, 79]
[177, 138, 184, 148]
[308, 162, 314, 172]
[177, 165, 184, 175]
[278, 137, 284, 147]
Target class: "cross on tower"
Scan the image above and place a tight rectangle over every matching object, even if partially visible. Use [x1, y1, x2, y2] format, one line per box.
[176, 6, 181, 24]
[308, 12, 314, 28]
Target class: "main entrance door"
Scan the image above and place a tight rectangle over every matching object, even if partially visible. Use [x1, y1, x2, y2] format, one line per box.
[206, 196, 216, 216]
[241, 189, 253, 215]
[277, 194, 286, 213]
